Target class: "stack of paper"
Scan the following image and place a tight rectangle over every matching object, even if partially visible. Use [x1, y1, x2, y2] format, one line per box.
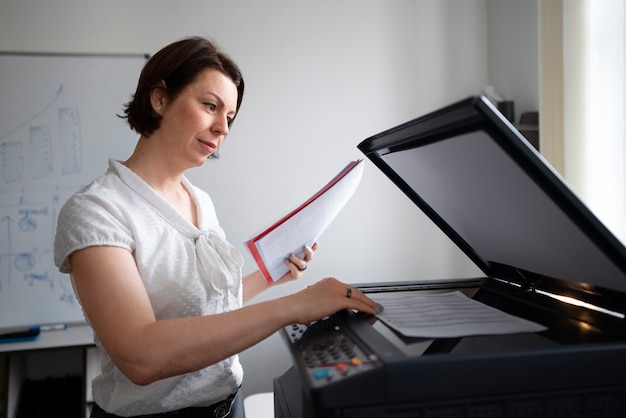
[245, 160, 364, 283]
[372, 291, 547, 338]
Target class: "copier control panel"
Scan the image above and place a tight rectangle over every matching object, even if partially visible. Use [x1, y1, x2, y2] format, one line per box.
[281, 317, 381, 388]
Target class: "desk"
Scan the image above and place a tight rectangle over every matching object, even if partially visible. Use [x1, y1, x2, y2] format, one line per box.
[0, 324, 95, 418]
[0, 325, 93, 354]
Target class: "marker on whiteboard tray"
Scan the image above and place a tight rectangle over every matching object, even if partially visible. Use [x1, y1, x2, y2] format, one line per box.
[39, 324, 68, 332]
[0, 327, 40, 343]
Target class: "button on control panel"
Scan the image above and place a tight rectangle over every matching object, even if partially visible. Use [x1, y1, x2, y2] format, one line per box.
[281, 317, 379, 388]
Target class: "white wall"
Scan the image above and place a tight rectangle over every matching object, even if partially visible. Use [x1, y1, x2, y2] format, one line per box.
[0, 0, 489, 397]
[487, 0, 539, 119]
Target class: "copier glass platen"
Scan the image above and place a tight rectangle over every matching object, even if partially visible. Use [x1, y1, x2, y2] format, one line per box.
[274, 96, 626, 418]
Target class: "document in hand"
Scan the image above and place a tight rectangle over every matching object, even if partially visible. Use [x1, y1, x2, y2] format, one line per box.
[245, 160, 364, 283]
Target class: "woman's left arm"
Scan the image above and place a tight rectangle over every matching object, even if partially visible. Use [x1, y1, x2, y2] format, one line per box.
[242, 243, 317, 303]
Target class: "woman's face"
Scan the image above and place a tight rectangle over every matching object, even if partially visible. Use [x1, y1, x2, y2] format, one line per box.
[154, 68, 238, 167]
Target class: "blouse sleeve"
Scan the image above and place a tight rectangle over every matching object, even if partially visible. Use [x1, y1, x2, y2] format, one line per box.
[54, 190, 135, 274]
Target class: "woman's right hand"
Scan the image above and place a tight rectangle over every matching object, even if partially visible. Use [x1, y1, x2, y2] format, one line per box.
[285, 277, 381, 325]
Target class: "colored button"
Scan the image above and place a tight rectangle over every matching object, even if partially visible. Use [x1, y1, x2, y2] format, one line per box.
[351, 357, 362, 366]
[313, 368, 332, 380]
[336, 363, 348, 372]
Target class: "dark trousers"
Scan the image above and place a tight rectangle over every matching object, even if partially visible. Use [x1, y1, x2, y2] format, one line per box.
[90, 390, 244, 418]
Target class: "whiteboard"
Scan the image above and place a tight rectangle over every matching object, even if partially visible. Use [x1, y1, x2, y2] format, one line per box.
[0, 53, 147, 330]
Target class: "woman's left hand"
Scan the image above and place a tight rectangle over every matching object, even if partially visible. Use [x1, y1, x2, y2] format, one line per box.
[275, 242, 318, 284]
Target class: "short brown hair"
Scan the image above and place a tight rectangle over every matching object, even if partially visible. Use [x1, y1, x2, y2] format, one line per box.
[121, 36, 245, 137]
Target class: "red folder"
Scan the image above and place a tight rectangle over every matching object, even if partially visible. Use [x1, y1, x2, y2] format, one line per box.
[245, 160, 364, 283]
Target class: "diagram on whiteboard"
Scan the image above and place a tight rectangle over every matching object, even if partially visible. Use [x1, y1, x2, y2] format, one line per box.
[0, 83, 81, 310]
[0, 53, 145, 329]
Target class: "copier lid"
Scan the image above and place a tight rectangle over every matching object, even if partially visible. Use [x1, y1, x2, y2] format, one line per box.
[358, 96, 626, 303]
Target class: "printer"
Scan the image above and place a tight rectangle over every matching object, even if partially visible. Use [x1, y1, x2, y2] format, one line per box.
[273, 96, 626, 418]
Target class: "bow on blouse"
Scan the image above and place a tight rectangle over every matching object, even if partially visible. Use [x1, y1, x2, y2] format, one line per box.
[195, 230, 244, 303]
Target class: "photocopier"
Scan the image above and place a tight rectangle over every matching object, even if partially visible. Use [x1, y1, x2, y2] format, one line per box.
[273, 96, 626, 418]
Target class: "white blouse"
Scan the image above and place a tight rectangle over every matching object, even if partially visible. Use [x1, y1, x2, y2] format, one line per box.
[54, 159, 244, 416]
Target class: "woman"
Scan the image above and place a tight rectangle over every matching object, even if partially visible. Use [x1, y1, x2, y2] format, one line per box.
[54, 36, 380, 418]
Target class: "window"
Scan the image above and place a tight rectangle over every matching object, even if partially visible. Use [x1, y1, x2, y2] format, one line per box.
[540, 0, 626, 242]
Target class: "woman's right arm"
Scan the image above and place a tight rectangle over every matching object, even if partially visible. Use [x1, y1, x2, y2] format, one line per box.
[69, 245, 378, 386]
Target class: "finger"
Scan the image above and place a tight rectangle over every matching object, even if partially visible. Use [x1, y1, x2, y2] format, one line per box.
[302, 242, 317, 262]
[283, 257, 306, 277]
[344, 285, 383, 314]
[276, 261, 301, 283]
[287, 253, 307, 271]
